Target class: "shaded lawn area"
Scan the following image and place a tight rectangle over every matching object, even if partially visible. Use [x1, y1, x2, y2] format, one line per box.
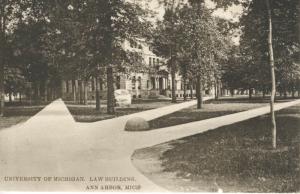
[214, 95, 297, 104]
[66, 99, 184, 122]
[0, 102, 47, 130]
[132, 104, 300, 192]
[149, 98, 269, 129]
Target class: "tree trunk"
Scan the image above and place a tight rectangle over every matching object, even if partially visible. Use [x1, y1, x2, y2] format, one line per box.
[19, 92, 22, 103]
[107, 66, 115, 114]
[79, 80, 83, 104]
[190, 79, 193, 99]
[44, 81, 48, 102]
[283, 84, 287, 98]
[183, 76, 187, 101]
[33, 82, 38, 102]
[291, 82, 295, 98]
[215, 80, 219, 100]
[72, 80, 77, 102]
[171, 54, 176, 103]
[196, 75, 202, 109]
[95, 76, 100, 111]
[0, 62, 4, 116]
[230, 89, 234, 96]
[170, 0, 176, 103]
[263, 88, 266, 99]
[83, 80, 88, 105]
[266, 0, 277, 149]
[9, 92, 12, 103]
[29, 85, 32, 105]
[249, 87, 253, 100]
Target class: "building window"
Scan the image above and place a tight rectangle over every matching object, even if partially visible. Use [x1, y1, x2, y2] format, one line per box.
[157, 58, 159, 65]
[153, 58, 156, 66]
[138, 77, 142, 89]
[151, 77, 156, 89]
[149, 57, 152, 66]
[116, 76, 121, 89]
[132, 76, 136, 90]
[147, 80, 149, 89]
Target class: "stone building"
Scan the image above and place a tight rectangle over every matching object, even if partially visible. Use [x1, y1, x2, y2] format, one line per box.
[61, 39, 216, 101]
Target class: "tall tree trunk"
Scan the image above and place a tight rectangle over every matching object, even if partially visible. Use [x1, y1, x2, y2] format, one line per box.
[215, 79, 219, 100]
[0, 59, 4, 116]
[249, 87, 253, 100]
[266, 0, 277, 149]
[283, 84, 287, 98]
[8, 92, 12, 103]
[262, 85, 266, 99]
[230, 89, 234, 96]
[37, 83, 40, 102]
[95, 76, 100, 111]
[107, 65, 115, 114]
[291, 82, 295, 98]
[196, 75, 202, 109]
[190, 79, 193, 99]
[170, 0, 176, 103]
[83, 80, 88, 105]
[72, 80, 77, 103]
[19, 91, 21, 102]
[44, 81, 48, 102]
[79, 80, 83, 104]
[171, 50, 176, 103]
[183, 76, 187, 101]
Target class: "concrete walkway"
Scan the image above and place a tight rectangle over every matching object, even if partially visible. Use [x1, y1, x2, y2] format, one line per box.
[1, 98, 300, 191]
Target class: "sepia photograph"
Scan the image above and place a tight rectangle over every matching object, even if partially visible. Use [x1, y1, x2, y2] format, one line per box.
[0, 0, 299, 192]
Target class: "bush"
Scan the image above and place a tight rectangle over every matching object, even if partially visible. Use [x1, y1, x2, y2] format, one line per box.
[125, 117, 150, 131]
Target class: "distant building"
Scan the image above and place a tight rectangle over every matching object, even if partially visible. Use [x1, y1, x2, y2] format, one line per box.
[61, 39, 215, 101]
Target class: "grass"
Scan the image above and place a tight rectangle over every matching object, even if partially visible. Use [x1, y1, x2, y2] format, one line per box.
[66, 98, 184, 122]
[0, 102, 47, 130]
[132, 104, 300, 192]
[149, 97, 269, 129]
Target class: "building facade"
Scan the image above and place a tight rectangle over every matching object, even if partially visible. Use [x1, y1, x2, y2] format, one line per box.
[61, 39, 216, 101]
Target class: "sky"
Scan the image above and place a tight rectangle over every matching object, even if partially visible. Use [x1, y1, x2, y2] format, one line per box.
[144, 0, 243, 22]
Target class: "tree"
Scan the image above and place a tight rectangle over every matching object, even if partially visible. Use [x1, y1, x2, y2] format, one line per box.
[178, 2, 226, 108]
[88, 0, 151, 114]
[215, 0, 299, 148]
[0, 0, 17, 115]
[152, 0, 184, 103]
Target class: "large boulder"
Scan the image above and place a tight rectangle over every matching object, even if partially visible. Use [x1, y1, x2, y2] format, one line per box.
[125, 117, 150, 131]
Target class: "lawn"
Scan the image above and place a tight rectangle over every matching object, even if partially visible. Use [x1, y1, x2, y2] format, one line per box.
[66, 98, 184, 122]
[132, 104, 300, 192]
[0, 102, 47, 130]
[149, 97, 270, 129]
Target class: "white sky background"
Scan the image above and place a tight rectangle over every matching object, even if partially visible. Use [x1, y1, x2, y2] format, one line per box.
[138, 0, 244, 44]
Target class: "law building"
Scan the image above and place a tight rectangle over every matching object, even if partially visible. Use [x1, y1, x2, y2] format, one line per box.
[60, 40, 217, 101]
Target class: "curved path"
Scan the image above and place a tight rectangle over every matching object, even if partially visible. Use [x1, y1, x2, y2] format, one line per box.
[1, 98, 300, 191]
